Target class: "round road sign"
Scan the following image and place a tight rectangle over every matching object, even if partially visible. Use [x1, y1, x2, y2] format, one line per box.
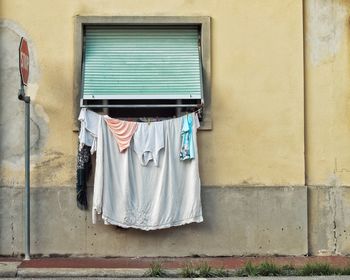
[19, 37, 29, 86]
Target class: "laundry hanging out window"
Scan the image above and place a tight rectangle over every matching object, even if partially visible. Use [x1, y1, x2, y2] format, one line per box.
[81, 26, 203, 101]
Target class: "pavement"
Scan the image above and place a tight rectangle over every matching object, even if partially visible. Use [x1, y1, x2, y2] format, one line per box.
[2, 277, 350, 280]
[1, 256, 350, 278]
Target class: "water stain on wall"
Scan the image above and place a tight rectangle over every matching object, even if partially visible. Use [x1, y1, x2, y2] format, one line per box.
[0, 20, 49, 182]
[305, 0, 347, 66]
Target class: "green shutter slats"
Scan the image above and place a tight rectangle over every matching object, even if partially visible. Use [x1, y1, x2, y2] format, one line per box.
[82, 26, 202, 100]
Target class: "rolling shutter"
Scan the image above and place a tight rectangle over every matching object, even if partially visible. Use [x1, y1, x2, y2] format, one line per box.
[82, 26, 202, 100]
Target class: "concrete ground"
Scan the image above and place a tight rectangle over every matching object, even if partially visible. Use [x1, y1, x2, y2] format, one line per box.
[1, 256, 350, 278]
[1, 276, 350, 280]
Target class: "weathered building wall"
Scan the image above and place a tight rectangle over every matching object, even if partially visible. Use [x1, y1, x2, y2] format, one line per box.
[0, 0, 305, 188]
[1, 0, 348, 257]
[304, 0, 350, 255]
[305, 0, 350, 186]
[0, 186, 307, 256]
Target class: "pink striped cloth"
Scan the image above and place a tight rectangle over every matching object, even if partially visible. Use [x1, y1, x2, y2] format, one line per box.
[104, 117, 138, 152]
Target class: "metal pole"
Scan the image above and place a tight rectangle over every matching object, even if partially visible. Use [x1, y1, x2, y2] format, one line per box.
[18, 37, 31, 260]
[19, 84, 30, 260]
[24, 94, 31, 260]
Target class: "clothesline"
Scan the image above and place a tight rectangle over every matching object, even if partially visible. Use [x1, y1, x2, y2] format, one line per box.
[85, 106, 203, 123]
[138, 107, 203, 122]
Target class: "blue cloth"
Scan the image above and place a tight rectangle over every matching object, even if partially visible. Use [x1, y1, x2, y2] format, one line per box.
[180, 114, 195, 160]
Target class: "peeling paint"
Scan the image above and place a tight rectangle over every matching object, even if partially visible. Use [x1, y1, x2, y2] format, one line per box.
[0, 20, 48, 171]
[306, 0, 347, 66]
[0, 19, 40, 84]
[31, 151, 76, 186]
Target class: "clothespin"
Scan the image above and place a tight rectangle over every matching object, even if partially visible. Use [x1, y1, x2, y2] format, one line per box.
[196, 103, 203, 120]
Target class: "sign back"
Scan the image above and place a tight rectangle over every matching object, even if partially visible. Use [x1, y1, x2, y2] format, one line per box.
[19, 37, 29, 86]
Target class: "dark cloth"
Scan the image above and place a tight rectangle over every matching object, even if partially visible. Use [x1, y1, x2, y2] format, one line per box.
[76, 145, 92, 210]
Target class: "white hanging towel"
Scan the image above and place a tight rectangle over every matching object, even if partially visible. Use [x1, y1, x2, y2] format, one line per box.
[78, 108, 100, 153]
[92, 113, 203, 230]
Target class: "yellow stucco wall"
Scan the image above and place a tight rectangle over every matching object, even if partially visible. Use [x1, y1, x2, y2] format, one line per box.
[0, 0, 304, 187]
[305, 0, 350, 186]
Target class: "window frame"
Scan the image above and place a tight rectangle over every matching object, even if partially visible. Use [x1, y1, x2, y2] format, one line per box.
[73, 16, 212, 130]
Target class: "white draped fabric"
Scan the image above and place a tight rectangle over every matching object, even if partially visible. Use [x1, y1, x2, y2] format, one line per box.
[80, 109, 203, 230]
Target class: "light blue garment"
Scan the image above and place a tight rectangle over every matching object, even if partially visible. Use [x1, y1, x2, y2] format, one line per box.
[180, 114, 195, 160]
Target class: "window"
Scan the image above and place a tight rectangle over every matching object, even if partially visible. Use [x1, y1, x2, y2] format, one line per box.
[74, 16, 211, 129]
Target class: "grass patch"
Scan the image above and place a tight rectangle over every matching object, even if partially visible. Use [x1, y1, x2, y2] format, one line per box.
[341, 266, 350, 275]
[258, 262, 282, 276]
[235, 261, 259, 277]
[181, 262, 197, 278]
[144, 261, 167, 278]
[236, 261, 298, 277]
[236, 261, 286, 277]
[181, 262, 229, 278]
[197, 262, 214, 277]
[144, 260, 350, 278]
[280, 264, 298, 276]
[212, 267, 230, 277]
[235, 261, 350, 277]
[299, 263, 342, 276]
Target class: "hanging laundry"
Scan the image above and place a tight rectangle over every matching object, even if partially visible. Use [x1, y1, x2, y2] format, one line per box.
[77, 109, 101, 210]
[132, 121, 164, 166]
[104, 117, 138, 152]
[76, 144, 92, 210]
[78, 108, 100, 153]
[180, 114, 200, 160]
[92, 112, 203, 230]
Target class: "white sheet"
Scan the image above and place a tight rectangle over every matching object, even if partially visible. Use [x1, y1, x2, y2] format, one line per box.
[92, 113, 203, 230]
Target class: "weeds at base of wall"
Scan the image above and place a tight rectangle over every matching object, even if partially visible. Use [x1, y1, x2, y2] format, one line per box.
[181, 262, 228, 278]
[144, 261, 350, 277]
[236, 262, 350, 277]
[298, 263, 343, 276]
[144, 261, 167, 278]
